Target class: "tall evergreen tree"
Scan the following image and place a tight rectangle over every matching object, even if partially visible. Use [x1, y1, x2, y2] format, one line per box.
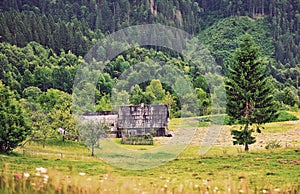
[225, 34, 277, 151]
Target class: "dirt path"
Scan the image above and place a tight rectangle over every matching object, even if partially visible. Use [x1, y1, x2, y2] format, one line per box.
[188, 116, 300, 149]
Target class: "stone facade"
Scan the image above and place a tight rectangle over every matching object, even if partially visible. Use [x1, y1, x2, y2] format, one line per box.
[118, 104, 169, 137]
[83, 104, 169, 137]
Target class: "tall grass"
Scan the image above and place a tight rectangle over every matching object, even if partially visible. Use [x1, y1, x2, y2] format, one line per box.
[1, 110, 300, 194]
[1, 163, 299, 194]
[0, 138, 299, 193]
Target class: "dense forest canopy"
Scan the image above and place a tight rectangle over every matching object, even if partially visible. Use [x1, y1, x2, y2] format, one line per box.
[0, 0, 299, 65]
[0, 0, 299, 119]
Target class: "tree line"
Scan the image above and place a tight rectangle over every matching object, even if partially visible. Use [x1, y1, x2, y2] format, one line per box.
[1, 40, 298, 117]
[0, 0, 299, 68]
[0, 34, 293, 153]
[0, 0, 299, 153]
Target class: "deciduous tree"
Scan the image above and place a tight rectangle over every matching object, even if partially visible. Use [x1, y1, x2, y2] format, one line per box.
[0, 81, 31, 153]
[77, 120, 109, 156]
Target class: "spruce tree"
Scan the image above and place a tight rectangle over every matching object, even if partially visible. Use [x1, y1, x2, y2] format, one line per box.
[225, 34, 277, 151]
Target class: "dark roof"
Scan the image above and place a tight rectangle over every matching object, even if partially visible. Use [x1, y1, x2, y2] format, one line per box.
[118, 104, 169, 129]
[83, 111, 118, 116]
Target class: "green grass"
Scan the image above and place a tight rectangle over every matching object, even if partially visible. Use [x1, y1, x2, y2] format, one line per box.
[197, 111, 299, 127]
[1, 112, 300, 193]
[196, 110, 300, 134]
[262, 122, 297, 133]
[0, 138, 299, 193]
[275, 111, 299, 122]
[168, 117, 199, 131]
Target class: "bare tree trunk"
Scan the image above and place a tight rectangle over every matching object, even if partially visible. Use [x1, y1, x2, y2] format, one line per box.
[245, 142, 249, 151]
[244, 123, 249, 152]
[262, 0, 264, 15]
[245, 101, 249, 152]
[92, 145, 95, 156]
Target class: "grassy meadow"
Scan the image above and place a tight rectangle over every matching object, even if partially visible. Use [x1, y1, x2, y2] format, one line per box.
[1, 115, 300, 193]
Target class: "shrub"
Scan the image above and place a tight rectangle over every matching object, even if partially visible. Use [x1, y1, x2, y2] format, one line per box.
[121, 135, 154, 145]
[273, 111, 298, 122]
[265, 140, 281, 149]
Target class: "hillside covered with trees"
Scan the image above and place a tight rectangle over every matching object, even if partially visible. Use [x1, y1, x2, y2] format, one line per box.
[0, 0, 300, 151]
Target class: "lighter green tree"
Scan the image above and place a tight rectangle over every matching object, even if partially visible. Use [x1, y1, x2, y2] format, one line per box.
[145, 79, 166, 103]
[0, 81, 31, 153]
[78, 120, 109, 156]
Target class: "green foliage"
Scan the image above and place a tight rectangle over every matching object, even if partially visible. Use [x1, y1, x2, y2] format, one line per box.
[0, 0, 299, 75]
[21, 88, 75, 147]
[265, 140, 281, 150]
[275, 87, 299, 107]
[38, 89, 72, 113]
[121, 134, 154, 145]
[25, 105, 53, 148]
[0, 42, 80, 95]
[0, 1, 300, 140]
[231, 126, 256, 147]
[129, 84, 151, 105]
[226, 34, 277, 151]
[0, 81, 31, 153]
[22, 86, 42, 102]
[77, 120, 109, 156]
[145, 80, 166, 103]
[273, 111, 298, 122]
[96, 95, 112, 112]
[198, 17, 274, 73]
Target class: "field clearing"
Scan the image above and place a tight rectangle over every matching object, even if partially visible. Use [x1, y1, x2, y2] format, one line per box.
[1, 116, 300, 193]
[1, 144, 299, 193]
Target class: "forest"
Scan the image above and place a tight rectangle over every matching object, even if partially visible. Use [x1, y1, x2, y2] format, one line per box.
[0, 0, 300, 137]
[1, 1, 300, 193]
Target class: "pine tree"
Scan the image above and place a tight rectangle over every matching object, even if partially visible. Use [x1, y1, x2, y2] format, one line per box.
[225, 34, 277, 151]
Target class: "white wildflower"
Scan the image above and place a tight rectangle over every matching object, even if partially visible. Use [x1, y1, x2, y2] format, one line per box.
[23, 173, 30, 178]
[36, 167, 47, 174]
[79, 172, 86, 176]
[213, 187, 219, 192]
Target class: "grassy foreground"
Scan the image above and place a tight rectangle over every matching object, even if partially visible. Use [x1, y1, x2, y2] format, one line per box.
[0, 139, 299, 193]
[1, 114, 300, 193]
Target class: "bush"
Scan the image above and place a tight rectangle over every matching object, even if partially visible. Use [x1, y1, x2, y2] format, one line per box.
[273, 111, 298, 122]
[121, 135, 153, 145]
[198, 111, 298, 127]
[265, 140, 281, 149]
